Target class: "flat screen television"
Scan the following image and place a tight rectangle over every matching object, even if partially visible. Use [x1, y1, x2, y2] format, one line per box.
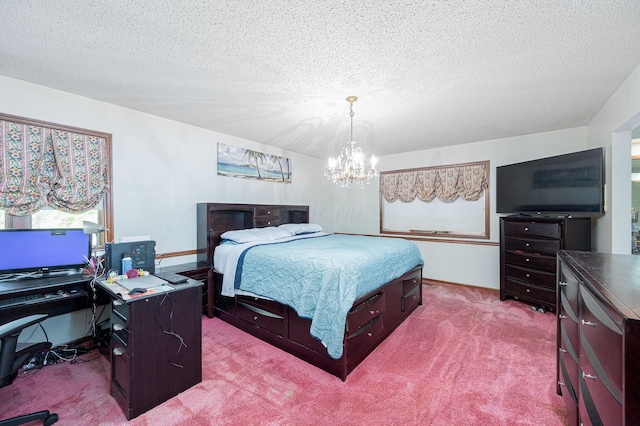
[496, 148, 605, 215]
[0, 228, 91, 277]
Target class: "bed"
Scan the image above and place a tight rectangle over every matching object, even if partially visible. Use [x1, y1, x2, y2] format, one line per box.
[197, 202, 424, 380]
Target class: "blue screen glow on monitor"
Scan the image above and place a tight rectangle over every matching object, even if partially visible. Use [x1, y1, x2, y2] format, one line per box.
[0, 228, 91, 275]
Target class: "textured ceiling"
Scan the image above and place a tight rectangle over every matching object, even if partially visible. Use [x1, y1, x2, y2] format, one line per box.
[1, 1, 639, 159]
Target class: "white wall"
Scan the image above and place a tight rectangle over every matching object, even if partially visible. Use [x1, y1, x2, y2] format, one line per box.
[0, 75, 334, 345]
[332, 127, 591, 289]
[587, 63, 640, 254]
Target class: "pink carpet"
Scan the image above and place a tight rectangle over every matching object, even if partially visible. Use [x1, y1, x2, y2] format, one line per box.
[0, 283, 568, 425]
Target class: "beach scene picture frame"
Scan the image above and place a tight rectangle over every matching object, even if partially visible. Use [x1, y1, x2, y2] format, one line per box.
[217, 142, 292, 183]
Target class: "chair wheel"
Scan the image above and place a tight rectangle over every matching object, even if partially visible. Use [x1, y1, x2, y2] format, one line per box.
[45, 412, 58, 425]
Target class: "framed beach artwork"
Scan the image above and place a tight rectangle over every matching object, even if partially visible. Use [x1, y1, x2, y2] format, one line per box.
[217, 142, 292, 183]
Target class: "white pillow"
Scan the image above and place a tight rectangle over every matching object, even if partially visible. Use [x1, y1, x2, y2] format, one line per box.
[221, 227, 291, 244]
[278, 223, 323, 235]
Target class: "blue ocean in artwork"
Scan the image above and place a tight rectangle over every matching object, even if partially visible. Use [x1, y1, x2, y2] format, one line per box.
[218, 162, 291, 181]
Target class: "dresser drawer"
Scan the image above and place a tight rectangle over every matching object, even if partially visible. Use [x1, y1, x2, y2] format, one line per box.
[579, 360, 622, 426]
[504, 251, 556, 272]
[503, 236, 560, 255]
[346, 314, 383, 354]
[236, 300, 287, 336]
[347, 292, 385, 334]
[558, 264, 579, 320]
[504, 278, 556, 305]
[559, 317, 579, 367]
[558, 348, 578, 410]
[504, 264, 555, 288]
[503, 221, 561, 239]
[579, 285, 623, 397]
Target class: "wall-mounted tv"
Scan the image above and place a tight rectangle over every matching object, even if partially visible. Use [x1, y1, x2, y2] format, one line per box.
[0, 228, 91, 277]
[496, 148, 605, 216]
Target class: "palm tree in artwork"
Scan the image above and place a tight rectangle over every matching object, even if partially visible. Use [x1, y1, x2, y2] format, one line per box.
[244, 149, 267, 179]
[273, 156, 286, 182]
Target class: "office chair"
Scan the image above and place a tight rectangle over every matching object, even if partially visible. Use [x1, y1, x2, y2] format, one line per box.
[0, 314, 58, 426]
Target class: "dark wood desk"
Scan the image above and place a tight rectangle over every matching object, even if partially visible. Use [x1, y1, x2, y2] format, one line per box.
[99, 279, 203, 420]
[0, 272, 106, 323]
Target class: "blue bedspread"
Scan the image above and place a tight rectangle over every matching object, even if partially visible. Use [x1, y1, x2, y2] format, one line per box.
[234, 234, 424, 359]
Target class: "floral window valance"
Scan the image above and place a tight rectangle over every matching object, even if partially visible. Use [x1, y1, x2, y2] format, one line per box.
[380, 162, 488, 204]
[0, 119, 110, 216]
[380, 161, 490, 240]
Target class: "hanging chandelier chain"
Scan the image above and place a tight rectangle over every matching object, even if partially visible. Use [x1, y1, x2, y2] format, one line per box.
[349, 99, 355, 142]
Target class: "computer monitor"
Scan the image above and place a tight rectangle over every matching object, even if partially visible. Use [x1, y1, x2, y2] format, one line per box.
[0, 228, 91, 277]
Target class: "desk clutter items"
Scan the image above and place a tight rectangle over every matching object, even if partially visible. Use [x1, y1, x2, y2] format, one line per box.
[106, 267, 150, 283]
[102, 269, 172, 300]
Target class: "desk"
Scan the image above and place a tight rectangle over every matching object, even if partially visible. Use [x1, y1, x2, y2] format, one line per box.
[97, 279, 202, 420]
[0, 273, 105, 323]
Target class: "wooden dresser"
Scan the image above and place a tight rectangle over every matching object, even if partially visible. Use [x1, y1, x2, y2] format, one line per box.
[500, 216, 591, 312]
[557, 251, 640, 426]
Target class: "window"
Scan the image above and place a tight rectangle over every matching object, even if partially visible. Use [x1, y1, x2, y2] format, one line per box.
[0, 113, 113, 245]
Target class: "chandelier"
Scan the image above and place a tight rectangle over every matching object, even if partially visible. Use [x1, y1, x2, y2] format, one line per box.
[324, 96, 378, 188]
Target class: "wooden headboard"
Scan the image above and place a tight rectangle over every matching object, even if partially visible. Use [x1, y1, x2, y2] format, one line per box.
[196, 203, 309, 265]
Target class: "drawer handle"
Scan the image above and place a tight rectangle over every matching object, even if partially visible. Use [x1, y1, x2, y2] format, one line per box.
[113, 347, 125, 356]
[581, 320, 597, 327]
[367, 332, 373, 337]
[524, 227, 529, 231]
[113, 300, 123, 306]
[558, 381, 566, 387]
[370, 310, 376, 315]
[267, 222, 271, 225]
[582, 372, 598, 380]
[113, 324, 124, 331]
[525, 243, 530, 247]
[525, 274, 530, 278]
[559, 281, 567, 286]
[525, 258, 530, 262]
[559, 348, 567, 353]
[253, 316, 258, 321]
[559, 314, 568, 320]
[525, 288, 531, 293]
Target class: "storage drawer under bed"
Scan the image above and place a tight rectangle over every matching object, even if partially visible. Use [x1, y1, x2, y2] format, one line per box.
[346, 292, 385, 334]
[235, 297, 288, 336]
